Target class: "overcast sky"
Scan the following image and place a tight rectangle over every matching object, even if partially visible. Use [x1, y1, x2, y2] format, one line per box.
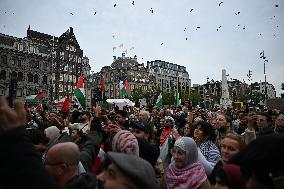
[1, 0, 283, 96]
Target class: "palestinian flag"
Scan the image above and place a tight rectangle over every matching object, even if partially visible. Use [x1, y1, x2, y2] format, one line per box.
[119, 80, 131, 97]
[156, 93, 163, 109]
[176, 92, 182, 106]
[61, 96, 70, 112]
[53, 97, 66, 106]
[74, 74, 86, 109]
[26, 92, 44, 103]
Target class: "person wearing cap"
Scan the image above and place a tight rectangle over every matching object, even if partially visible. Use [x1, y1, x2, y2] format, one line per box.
[96, 152, 157, 189]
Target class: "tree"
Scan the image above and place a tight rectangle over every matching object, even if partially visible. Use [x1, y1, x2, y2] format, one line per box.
[189, 91, 202, 107]
[130, 86, 158, 107]
[163, 90, 176, 106]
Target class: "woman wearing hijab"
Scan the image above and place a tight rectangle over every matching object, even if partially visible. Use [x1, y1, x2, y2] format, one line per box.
[165, 137, 211, 189]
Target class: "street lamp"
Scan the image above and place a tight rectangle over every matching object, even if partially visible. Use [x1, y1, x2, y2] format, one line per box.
[260, 50, 268, 105]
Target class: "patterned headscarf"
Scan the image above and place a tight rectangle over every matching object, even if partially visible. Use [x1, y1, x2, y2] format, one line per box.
[112, 130, 139, 156]
[166, 137, 207, 189]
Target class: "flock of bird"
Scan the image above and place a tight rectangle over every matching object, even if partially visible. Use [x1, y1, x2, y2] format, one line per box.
[1, 1, 280, 46]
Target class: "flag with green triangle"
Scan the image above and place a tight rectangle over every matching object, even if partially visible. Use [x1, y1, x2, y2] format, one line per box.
[74, 74, 86, 109]
[156, 93, 163, 108]
[119, 80, 131, 97]
[176, 92, 182, 106]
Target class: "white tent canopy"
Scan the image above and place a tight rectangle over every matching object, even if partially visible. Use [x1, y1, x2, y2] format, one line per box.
[106, 99, 135, 110]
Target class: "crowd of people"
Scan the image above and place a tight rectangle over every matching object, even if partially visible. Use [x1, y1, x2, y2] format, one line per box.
[0, 96, 284, 189]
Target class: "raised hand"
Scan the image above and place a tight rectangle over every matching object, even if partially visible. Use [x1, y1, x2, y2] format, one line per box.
[0, 97, 26, 132]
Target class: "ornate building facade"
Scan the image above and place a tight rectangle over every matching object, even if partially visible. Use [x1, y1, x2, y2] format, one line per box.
[93, 53, 156, 99]
[0, 26, 90, 103]
[0, 32, 51, 100]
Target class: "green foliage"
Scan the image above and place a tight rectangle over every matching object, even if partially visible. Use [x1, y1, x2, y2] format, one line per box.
[130, 86, 158, 107]
[162, 90, 175, 106]
[189, 91, 202, 106]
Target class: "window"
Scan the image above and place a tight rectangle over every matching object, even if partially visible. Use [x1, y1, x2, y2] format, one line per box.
[17, 88, 22, 97]
[17, 59, 22, 67]
[43, 75, 47, 84]
[28, 73, 33, 83]
[1, 55, 7, 65]
[34, 74, 39, 83]
[18, 72, 23, 81]
[0, 70, 6, 80]
[35, 61, 40, 69]
[11, 71, 17, 79]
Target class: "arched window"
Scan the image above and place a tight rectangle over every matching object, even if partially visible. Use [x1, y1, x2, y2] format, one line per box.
[11, 71, 17, 79]
[34, 74, 39, 83]
[0, 70, 6, 80]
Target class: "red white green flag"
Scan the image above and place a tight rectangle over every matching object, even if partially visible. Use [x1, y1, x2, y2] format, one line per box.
[74, 74, 86, 109]
[119, 80, 131, 97]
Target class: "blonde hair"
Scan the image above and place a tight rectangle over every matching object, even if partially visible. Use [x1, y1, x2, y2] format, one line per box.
[224, 132, 246, 151]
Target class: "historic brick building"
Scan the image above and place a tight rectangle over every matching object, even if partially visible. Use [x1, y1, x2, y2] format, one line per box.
[0, 32, 51, 100]
[93, 53, 156, 99]
[0, 26, 90, 102]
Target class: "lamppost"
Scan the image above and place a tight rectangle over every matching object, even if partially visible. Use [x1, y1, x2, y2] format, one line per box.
[260, 50, 268, 105]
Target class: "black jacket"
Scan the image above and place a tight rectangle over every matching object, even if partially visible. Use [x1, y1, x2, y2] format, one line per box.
[64, 173, 97, 189]
[0, 128, 58, 189]
[0, 125, 102, 189]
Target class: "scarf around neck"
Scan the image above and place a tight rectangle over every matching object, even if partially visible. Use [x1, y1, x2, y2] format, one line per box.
[166, 162, 207, 189]
[160, 127, 173, 145]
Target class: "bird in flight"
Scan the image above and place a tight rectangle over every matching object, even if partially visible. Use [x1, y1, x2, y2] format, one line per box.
[132, 1, 134, 5]
[70, 12, 74, 15]
[219, 2, 223, 6]
[114, 4, 117, 7]
[190, 9, 194, 12]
